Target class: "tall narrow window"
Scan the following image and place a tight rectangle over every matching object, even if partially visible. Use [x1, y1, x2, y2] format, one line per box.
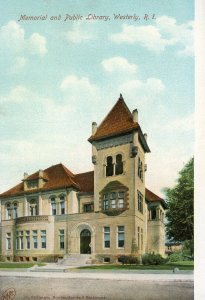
[110, 192, 116, 208]
[117, 192, 124, 208]
[33, 230, 38, 249]
[115, 154, 123, 175]
[19, 231, 23, 250]
[118, 226, 125, 248]
[51, 198, 56, 215]
[6, 204, 12, 220]
[59, 229, 64, 249]
[13, 203, 18, 219]
[106, 156, 114, 177]
[60, 196, 65, 215]
[140, 161, 143, 181]
[104, 227, 110, 248]
[103, 193, 109, 210]
[151, 208, 156, 220]
[6, 233, 11, 250]
[138, 158, 141, 177]
[41, 230, 46, 249]
[137, 191, 143, 213]
[16, 231, 19, 250]
[26, 231, 30, 249]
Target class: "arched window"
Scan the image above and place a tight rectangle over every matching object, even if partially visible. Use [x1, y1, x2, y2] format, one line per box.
[13, 203, 18, 219]
[115, 154, 123, 175]
[60, 196, 65, 215]
[6, 203, 12, 220]
[106, 156, 114, 177]
[51, 197, 56, 215]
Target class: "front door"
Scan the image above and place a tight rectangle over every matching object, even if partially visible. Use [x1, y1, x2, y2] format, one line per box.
[80, 229, 91, 254]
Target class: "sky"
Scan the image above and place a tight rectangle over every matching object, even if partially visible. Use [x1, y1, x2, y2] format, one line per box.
[0, 0, 194, 197]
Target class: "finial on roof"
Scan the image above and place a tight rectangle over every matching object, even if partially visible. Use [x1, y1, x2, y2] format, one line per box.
[119, 93, 123, 100]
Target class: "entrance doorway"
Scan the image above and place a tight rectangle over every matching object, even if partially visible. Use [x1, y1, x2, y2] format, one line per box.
[80, 229, 91, 254]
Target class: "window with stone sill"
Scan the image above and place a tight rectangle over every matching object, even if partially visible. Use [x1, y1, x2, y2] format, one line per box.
[117, 225, 125, 248]
[41, 230, 46, 249]
[59, 229, 64, 249]
[6, 233, 11, 250]
[104, 227, 110, 248]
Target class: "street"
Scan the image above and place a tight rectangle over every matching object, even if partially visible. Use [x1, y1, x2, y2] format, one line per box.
[0, 271, 194, 300]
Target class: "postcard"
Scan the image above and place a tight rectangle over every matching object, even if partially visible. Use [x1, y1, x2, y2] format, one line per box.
[0, 1, 197, 299]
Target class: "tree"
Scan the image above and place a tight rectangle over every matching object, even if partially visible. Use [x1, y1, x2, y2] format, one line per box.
[165, 158, 194, 247]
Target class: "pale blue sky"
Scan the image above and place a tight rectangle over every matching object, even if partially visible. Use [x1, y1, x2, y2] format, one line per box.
[0, 0, 194, 196]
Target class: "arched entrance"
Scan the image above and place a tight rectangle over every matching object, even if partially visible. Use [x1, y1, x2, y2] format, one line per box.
[80, 229, 91, 254]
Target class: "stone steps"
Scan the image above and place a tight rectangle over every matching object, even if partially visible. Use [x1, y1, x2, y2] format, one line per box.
[58, 254, 92, 266]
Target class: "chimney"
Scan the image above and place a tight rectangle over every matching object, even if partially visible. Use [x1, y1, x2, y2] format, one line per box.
[39, 169, 44, 178]
[92, 122, 97, 135]
[24, 172, 28, 180]
[132, 109, 138, 123]
[144, 133, 147, 141]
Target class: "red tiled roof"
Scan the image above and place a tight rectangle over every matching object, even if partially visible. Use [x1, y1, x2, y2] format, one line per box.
[0, 163, 80, 197]
[88, 96, 139, 142]
[75, 171, 94, 194]
[145, 188, 163, 202]
[145, 188, 167, 208]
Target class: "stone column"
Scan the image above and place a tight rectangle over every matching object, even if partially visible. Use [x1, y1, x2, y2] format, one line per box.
[38, 194, 42, 215]
[24, 197, 28, 216]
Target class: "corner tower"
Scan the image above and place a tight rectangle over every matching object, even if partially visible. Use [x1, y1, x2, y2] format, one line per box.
[88, 95, 150, 224]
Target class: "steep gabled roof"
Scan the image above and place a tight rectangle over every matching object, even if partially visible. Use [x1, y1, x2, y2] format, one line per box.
[88, 96, 139, 142]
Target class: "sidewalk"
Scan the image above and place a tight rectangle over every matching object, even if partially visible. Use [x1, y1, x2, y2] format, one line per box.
[0, 267, 194, 282]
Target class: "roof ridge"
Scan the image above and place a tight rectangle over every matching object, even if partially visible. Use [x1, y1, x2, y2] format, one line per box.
[75, 170, 94, 176]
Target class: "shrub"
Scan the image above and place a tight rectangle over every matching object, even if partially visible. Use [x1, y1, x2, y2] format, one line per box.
[142, 253, 165, 265]
[168, 252, 183, 262]
[118, 255, 140, 265]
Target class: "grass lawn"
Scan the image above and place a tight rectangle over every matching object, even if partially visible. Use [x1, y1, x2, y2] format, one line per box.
[0, 262, 46, 268]
[78, 261, 194, 271]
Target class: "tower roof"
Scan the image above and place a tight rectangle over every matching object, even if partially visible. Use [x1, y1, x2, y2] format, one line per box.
[88, 95, 139, 142]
